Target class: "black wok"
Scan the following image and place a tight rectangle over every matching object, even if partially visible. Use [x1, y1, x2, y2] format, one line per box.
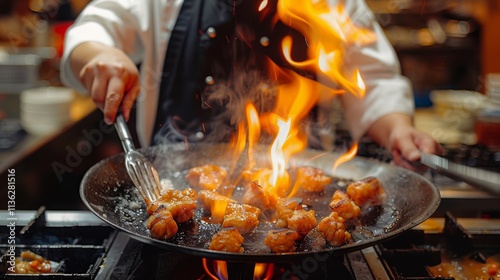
[80, 143, 440, 262]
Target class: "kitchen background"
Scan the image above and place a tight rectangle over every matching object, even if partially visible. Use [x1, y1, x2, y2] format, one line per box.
[0, 0, 499, 213]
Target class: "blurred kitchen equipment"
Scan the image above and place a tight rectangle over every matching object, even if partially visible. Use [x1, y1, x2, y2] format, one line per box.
[114, 114, 161, 203]
[475, 105, 500, 151]
[485, 73, 500, 105]
[421, 152, 500, 196]
[20, 86, 75, 135]
[475, 74, 500, 150]
[0, 119, 25, 151]
[0, 53, 41, 93]
[430, 90, 486, 131]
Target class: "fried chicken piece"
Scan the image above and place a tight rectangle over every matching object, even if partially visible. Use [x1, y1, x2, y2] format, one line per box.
[346, 177, 386, 207]
[222, 203, 261, 235]
[318, 212, 351, 247]
[329, 190, 361, 220]
[275, 197, 303, 228]
[264, 228, 300, 253]
[198, 190, 236, 212]
[242, 181, 277, 213]
[146, 208, 179, 240]
[287, 209, 318, 237]
[13, 251, 53, 274]
[209, 227, 245, 253]
[185, 164, 228, 191]
[146, 188, 197, 223]
[295, 166, 332, 192]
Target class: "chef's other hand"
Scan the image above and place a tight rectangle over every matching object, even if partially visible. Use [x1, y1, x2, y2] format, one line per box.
[366, 113, 443, 172]
[70, 42, 140, 124]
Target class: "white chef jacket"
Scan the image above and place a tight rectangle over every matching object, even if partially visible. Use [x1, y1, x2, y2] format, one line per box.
[60, 0, 414, 147]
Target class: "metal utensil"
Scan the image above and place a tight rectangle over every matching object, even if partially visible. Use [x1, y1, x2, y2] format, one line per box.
[421, 152, 500, 196]
[114, 114, 161, 203]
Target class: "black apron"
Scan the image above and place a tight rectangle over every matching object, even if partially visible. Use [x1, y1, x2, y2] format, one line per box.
[151, 0, 312, 145]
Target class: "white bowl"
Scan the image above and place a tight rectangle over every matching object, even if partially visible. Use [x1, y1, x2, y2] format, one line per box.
[20, 102, 73, 114]
[20, 118, 71, 135]
[430, 90, 486, 131]
[20, 86, 75, 112]
[21, 112, 71, 125]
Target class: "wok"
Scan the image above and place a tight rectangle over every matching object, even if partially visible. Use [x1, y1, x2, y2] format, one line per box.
[80, 143, 440, 262]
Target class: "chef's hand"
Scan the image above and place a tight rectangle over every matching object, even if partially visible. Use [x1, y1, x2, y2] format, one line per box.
[366, 113, 443, 172]
[70, 42, 140, 124]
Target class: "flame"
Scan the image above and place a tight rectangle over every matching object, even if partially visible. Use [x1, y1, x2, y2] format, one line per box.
[202, 259, 274, 280]
[332, 142, 359, 172]
[203, 259, 228, 280]
[254, 263, 274, 280]
[246, 103, 261, 169]
[276, 0, 375, 98]
[211, 199, 229, 224]
[227, 1, 374, 199]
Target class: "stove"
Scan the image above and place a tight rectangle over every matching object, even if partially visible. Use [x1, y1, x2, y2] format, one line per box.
[1, 207, 500, 279]
[2, 138, 499, 279]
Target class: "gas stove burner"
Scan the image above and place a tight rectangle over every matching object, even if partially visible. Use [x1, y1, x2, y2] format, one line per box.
[0, 207, 116, 279]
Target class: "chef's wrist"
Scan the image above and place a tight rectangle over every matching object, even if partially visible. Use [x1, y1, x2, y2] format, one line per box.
[365, 113, 413, 149]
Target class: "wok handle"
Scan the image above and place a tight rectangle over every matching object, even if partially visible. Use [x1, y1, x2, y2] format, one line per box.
[114, 114, 135, 153]
[420, 153, 500, 196]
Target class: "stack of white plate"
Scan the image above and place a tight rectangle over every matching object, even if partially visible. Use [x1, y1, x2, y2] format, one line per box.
[486, 73, 500, 106]
[20, 86, 75, 135]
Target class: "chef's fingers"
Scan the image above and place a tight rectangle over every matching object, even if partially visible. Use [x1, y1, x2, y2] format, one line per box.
[391, 150, 415, 169]
[120, 84, 140, 122]
[415, 135, 444, 156]
[86, 62, 109, 112]
[103, 74, 126, 124]
[393, 132, 421, 162]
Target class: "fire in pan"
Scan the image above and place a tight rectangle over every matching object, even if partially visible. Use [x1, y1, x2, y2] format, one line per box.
[80, 143, 440, 262]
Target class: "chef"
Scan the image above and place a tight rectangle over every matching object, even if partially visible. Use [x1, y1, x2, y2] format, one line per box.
[60, 0, 442, 171]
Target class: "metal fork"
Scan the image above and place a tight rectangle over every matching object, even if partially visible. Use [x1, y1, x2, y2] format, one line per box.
[114, 114, 161, 203]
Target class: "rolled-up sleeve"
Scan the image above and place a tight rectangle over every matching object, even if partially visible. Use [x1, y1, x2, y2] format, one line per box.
[60, 0, 141, 93]
[338, 0, 414, 140]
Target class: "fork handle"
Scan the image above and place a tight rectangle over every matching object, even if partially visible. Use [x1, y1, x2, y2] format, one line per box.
[114, 114, 135, 153]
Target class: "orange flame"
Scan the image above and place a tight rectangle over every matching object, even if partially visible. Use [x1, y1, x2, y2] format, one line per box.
[246, 103, 261, 169]
[203, 259, 228, 280]
[227, 1, 374, 199]
[276, 0, 375, 98]
[254, 263, 275, 280]
[333, 142, 359, 172]
[202, 259, 274, 280]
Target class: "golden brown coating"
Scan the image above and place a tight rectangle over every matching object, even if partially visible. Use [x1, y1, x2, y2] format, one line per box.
[346, 176, 386, 207]
[287, 209, 318, 237]
[318, 212, 351, 247]
[185, 164, 228, 191]
[329, 190, 361, 220]
[242, 181, 277, 212]
[222, 203, 261, 235]
[264, 228, 301, 253]
[146, 188, 197, 223]
[275, 197, 303, 228]
[12, 251, 52, 274]
[146, 208, 179, 240]
[296, 166, 332, 192]
[209, 227, 245, 253]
